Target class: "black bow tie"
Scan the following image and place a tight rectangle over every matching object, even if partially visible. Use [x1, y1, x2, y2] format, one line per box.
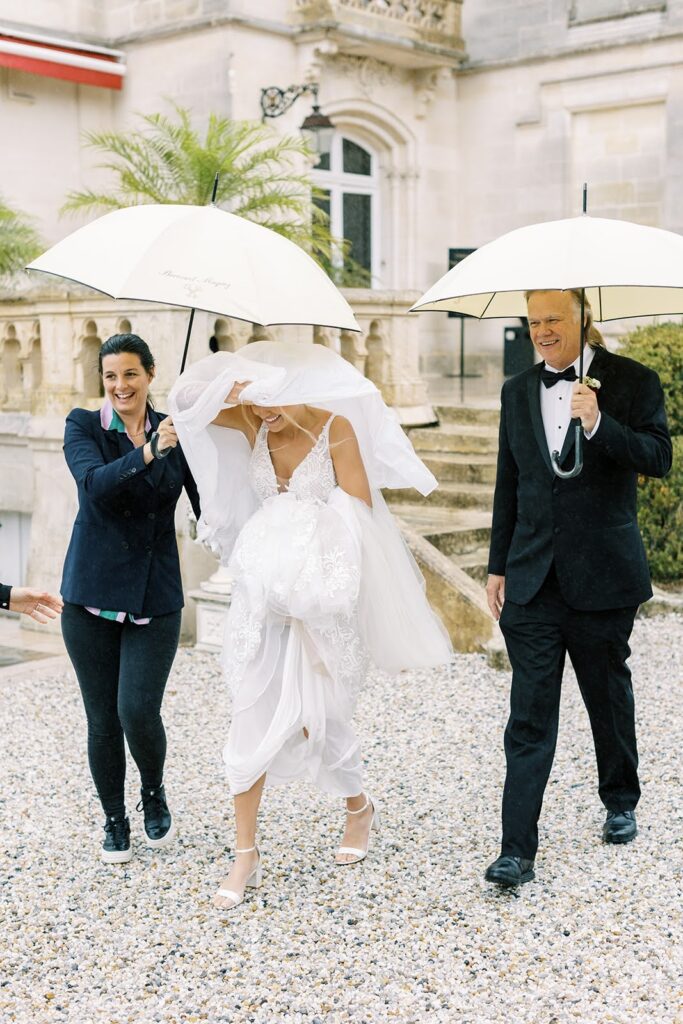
[541, 366, 577, 388]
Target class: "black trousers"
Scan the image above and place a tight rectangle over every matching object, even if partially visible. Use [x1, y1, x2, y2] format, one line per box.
[62, 602, 181, 820]
[498, 565, 639, 859]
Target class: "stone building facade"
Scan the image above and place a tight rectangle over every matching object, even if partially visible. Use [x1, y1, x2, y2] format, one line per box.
[1, 0, 682, 633]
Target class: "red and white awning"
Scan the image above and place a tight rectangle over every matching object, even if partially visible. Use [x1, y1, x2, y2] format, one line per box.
[0, 27, 125, 90]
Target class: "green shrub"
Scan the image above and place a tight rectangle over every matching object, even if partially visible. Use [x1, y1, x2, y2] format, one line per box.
[619, 322, 683, 435]
[638, 435, 683, 585]
[619, 323, 683, 583]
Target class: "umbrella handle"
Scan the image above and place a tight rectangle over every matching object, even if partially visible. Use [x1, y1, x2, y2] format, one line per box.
[551, 425, 584, 478]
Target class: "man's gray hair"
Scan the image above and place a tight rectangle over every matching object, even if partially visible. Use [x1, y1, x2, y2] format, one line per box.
[525, 289, 606, 349]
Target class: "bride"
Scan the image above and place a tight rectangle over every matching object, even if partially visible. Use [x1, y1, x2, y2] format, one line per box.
[169, 341, 452, 911]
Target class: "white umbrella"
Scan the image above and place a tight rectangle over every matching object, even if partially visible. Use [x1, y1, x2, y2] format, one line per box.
[27, 201, 359, 370]
[410, 214, 683, 320]
[410, 206, 683, 477]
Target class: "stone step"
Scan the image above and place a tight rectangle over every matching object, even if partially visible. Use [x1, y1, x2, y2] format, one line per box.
[421, 451, 498, 485]
[434, 404, 501, 428]
[408, 423, 499, 455]
[395, 518, 495, 654]
[388, 480, 494, 510]
[388, 505, 492, 556]
[449, 547, 490, 586]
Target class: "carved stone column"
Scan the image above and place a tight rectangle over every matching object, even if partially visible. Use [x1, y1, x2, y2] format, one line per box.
[24, 421, 78, 626]
[248, 324, 274, 343]
[187, 567, 233, 653]
[342, 289, 435, 425]
[340, 328, 367, 373]
[313, 324, 339, 351]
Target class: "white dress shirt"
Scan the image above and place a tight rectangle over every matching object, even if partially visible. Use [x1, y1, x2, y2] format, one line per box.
[540, 346, 601, 456]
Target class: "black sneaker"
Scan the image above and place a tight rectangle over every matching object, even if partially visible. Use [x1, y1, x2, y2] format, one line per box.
[101, 815, 132, 864]
[136, 784, 176, 848]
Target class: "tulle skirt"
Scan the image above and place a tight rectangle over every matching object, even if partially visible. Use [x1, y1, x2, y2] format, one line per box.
[220, 488, 452, 797]
[221, 492, 367, 796]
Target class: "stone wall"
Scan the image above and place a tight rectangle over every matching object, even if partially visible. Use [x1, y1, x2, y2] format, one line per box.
[462, 0, 683, 66]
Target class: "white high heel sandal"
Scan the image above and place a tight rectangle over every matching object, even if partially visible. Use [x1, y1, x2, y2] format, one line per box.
[214, 846, 262, 910]
[336, 796, 381, 865]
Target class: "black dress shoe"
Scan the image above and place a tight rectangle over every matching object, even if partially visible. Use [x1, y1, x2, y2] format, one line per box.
[136, 784, 176, 848]
[603, 810, 637, 844]
[102, 815, 132, 864]
[484, 855, 535, 887]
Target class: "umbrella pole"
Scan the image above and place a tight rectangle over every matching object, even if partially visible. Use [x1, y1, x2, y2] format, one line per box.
[578, 183, 587, 385]
[178, 174, 219, 374]
[551, 186, 589, 480]
[180, 307, 195, 374]
[579, 286, 585, 381]
[551, 284, 585, 479]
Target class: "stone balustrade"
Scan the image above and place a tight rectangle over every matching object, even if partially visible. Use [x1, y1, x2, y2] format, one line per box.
[294, 0, 465, 65]
[0, 280, 434, 424]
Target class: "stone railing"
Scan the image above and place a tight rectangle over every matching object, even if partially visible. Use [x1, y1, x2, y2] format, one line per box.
[0, 280, 434, 425]
[294, 0, 464, 60]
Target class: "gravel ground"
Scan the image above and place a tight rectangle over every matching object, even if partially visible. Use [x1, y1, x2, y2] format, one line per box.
[1, 615, 682, 1024]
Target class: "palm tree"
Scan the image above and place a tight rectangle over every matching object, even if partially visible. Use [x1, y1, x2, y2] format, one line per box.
[0, 198, 42, 276]
[62, 106, 369, 285]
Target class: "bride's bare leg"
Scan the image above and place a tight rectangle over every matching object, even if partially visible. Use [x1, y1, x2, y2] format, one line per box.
[213, 773, 266, 909]
[336, 792, 374, 865]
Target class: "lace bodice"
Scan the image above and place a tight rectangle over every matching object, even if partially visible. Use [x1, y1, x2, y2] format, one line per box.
[249, 415, 337, 504]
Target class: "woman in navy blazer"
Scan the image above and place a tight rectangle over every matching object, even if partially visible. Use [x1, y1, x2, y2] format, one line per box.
[61, 333, 200, 865]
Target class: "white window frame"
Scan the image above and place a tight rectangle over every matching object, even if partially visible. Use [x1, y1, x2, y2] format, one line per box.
[312, 132, 381, 286]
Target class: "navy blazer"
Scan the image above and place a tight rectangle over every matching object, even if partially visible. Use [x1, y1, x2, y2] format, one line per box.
[61, 406, 201, 617]
[488, 347, 672, 611]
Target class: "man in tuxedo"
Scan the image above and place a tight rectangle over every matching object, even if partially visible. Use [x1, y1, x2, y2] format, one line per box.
[484, 289, 672, 888]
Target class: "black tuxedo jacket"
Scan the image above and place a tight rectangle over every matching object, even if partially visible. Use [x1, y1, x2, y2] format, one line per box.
[487, 346, 672, 610]
[61, 406, 201, 617]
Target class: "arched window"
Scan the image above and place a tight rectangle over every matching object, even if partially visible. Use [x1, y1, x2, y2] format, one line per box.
[312, 134, 380, 286]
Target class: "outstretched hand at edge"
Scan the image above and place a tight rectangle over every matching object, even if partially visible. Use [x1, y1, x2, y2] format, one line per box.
[9, 587, 63, 623]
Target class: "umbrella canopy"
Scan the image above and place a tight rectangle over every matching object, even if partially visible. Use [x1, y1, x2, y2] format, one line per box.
[410, 215, 683, 320]
[27, 203, 359, 333]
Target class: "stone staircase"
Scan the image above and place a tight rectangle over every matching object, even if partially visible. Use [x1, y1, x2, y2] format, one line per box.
[386, 404, 508, 663]
[393, 405, 499, 585]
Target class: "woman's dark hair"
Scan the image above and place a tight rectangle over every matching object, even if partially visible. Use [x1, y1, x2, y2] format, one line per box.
[98, 333, 155, 374]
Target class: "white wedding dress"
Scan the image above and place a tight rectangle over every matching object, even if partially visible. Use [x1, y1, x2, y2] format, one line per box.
[169, 344, 453, 798]
[224, 415, 368, 796]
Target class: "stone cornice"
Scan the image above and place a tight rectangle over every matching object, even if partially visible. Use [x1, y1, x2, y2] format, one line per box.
[459, 26, 683, 75]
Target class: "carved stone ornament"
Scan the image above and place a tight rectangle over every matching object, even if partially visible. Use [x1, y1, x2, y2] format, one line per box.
[414, 67, 448, 120]
[296, 0, 460, 40]
[335, 55, 406, 97]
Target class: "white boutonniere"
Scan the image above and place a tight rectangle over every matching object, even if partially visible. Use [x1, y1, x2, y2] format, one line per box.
[581, 375, 601, 391]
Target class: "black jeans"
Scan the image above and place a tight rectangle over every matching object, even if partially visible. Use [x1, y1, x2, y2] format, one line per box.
[62, 602, 181, 820]
[498, 565, 639, 859]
